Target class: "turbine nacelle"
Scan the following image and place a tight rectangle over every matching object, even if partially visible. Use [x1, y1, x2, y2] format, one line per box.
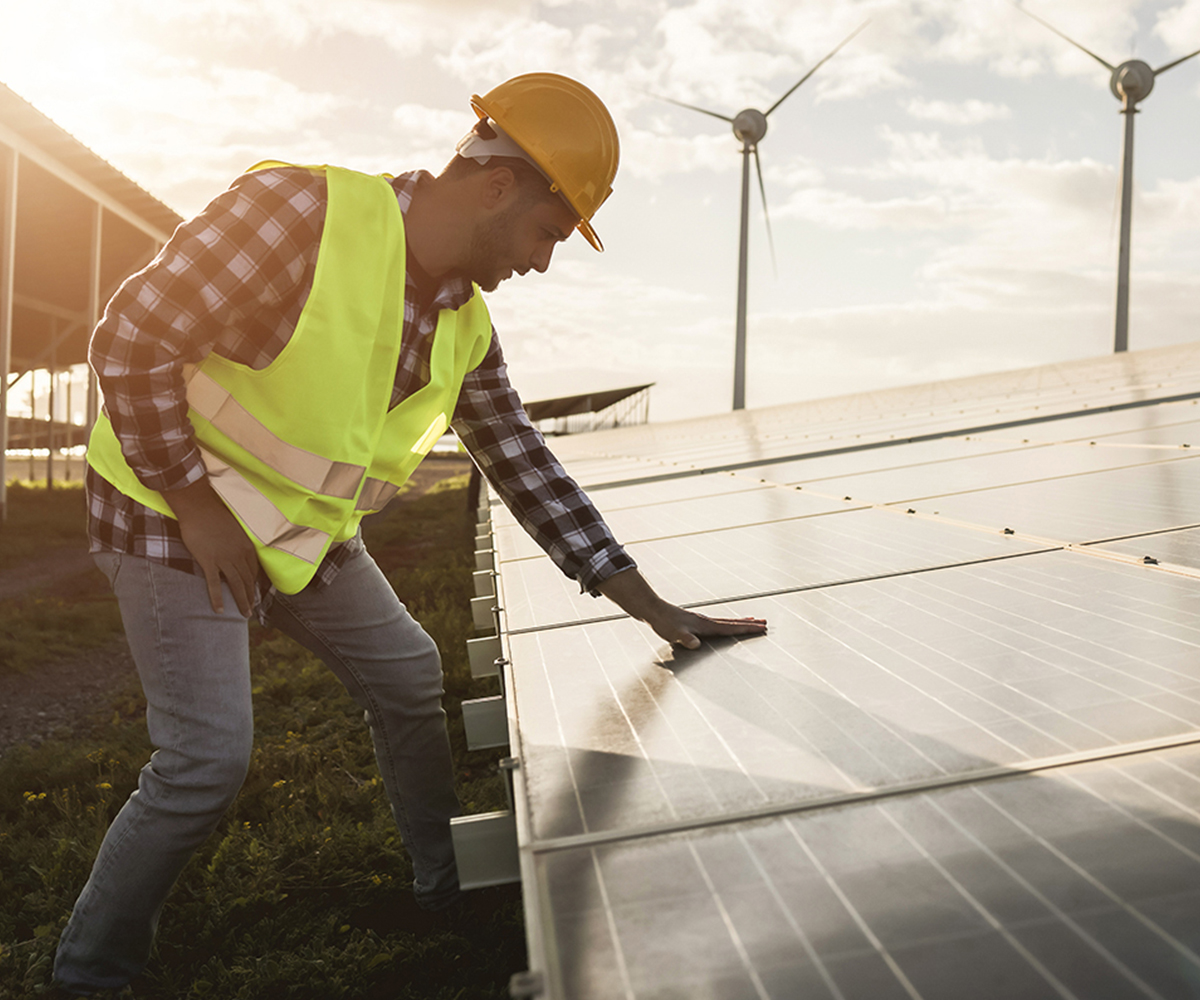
[733, 108, 768, 146]
[1112, 60, 1155, 105]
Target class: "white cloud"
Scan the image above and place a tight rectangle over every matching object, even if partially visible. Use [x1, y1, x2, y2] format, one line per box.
[777, 188, 949, 230]
[928, 0, 1141, 78]
[621, 127, 739, 181]
[1155, 0, 1200, 55]
[438, 18, 606, 88]
[643, 0, 893, 110]
[389, 103, 470, 169]
[904, 97, 1012, 124]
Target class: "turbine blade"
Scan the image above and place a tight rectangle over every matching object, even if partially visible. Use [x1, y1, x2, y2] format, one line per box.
[1013, 3, 1115, 71]
[1154, 46, 1200, 75]
[648, 91, 734, 123]
[753, 146, 778, 277]
[765, 19, 871, 118]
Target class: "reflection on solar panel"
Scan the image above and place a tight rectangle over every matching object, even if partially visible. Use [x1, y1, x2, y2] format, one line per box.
[471, 344, 1200, 999]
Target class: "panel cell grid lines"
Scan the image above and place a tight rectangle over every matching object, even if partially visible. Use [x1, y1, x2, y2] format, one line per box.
[487, 344, 1200, 1000]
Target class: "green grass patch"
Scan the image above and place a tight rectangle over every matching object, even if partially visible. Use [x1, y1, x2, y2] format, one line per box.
[0, 478, 525, 998]
[0, 593, 124, 676]
[0, 481, 90, 570]
[0, 481, 123, 675]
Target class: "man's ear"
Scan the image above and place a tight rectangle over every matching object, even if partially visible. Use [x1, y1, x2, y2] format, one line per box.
[480, 164, 518, 210]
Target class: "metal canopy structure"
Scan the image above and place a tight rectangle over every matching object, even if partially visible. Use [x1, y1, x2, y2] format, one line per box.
[524, 385, 654, 424]
[0, 81, 181, 513]
[523, 383, 654, 438]
[474, 341, 1200, 999]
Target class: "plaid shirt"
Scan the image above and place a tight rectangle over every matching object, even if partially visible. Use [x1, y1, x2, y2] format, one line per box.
[87, 166, 634, 597]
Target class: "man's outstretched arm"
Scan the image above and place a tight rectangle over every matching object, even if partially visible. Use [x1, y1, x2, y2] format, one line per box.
[597, 567, 767, 650]
[453, 338, 769, 643]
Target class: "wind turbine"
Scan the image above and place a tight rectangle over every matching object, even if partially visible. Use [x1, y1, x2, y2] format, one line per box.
[659, 21, 870, 410]
[1017, 4, 1200, 353]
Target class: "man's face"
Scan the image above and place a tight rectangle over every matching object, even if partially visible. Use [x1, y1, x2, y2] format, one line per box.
[464, 193, 578, 292]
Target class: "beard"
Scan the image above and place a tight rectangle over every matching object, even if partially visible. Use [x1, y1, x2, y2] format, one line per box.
[463, 203, 522, 292]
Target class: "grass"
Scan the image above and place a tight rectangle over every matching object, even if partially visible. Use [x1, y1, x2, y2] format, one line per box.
[0, 481, 125, 676]
[0, 593, 124, 676]
[0, 470, 526, 998]
[0, 481, 93, 569]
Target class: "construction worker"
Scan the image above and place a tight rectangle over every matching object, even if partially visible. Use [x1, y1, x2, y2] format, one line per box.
[52, 73, 767, 995]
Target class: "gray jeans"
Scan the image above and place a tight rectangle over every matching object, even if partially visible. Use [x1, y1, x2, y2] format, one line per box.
[54, 540, 460, 993]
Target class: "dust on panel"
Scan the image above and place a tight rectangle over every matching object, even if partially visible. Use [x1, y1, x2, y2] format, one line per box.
[1091, 526, 1200, 571]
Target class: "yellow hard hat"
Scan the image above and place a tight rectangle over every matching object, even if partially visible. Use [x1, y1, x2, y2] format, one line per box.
[471, 73, 619, 252]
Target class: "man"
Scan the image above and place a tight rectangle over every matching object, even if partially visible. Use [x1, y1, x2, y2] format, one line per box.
[54, 72, 766, 995]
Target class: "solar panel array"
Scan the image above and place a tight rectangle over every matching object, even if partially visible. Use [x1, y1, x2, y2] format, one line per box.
[482, 342, 1200, 1000]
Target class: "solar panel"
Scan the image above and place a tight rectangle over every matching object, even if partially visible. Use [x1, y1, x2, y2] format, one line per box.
[534, 744, 1200, 1000]
[758, 442, 1200, 503]
[1095, 526, 1200, 569]
[508, 553, 1200, 841]
[474, 343, 1200, 999]
[498, 510, 1048, 632]
[899, 459, 1200, 541]
[491, 483, 853, 563]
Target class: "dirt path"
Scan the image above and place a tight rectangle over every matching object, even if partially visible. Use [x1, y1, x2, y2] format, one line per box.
[0, 457, 473, 756]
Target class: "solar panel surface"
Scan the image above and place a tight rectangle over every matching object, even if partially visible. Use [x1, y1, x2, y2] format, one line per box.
[483, 344, 1200, 1000]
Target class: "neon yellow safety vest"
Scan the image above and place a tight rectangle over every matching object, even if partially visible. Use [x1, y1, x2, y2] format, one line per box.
[87, 162, 493, 594]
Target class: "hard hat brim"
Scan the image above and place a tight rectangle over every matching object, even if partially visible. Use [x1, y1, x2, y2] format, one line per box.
[577, 218, 604, 253]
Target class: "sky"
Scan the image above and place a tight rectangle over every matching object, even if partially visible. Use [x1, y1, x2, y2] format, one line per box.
[2, 0, 1199, 422]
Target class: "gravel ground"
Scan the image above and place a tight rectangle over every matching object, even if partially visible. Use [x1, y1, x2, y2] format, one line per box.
[0, 637, 136, 756]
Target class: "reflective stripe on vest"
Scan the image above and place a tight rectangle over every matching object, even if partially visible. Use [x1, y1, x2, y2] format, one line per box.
[201, 447, 330, 563]
[86, 162, 493, 592]
[186, 366, 366, 500]
[357, 478, 400, 513]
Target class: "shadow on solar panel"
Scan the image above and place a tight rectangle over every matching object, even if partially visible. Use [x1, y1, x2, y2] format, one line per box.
[535, 729, 1200, 999]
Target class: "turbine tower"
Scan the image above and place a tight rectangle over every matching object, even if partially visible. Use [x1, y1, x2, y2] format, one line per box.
[660, 22, 869, 410]
[1018, 4, 1200, 353]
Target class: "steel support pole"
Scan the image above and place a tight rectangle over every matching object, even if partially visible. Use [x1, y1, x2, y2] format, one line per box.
[86, 202, 103, 430]
[1114, 98, 1137, 354]
[733, 141, 752, 411]
[0, 148, 16, 523]
[46, 332, 56, 489]
[65, 370, 72, 479]
[28, 370, 35, 480]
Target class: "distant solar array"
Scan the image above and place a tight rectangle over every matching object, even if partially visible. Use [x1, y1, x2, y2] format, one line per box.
[471, 342, 1200, 1000]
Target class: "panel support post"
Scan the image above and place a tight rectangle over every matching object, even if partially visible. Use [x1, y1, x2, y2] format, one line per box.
[462, 696, 509, 750]
[449, 811, 519, 889]
[0, 147, 17, 523]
